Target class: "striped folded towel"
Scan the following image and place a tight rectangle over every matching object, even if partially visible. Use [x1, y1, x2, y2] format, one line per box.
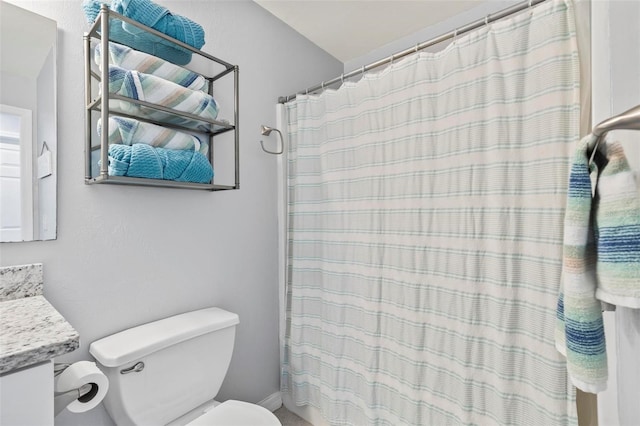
[98, 117, 208, 156]
[556, 135, 640, 393]
[107, 65, 219, 131]
[108, 143, 213, 183]
[95, 41, 208, 92]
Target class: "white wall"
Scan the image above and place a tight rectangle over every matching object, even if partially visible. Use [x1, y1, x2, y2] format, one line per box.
[0, 1, 342, 425]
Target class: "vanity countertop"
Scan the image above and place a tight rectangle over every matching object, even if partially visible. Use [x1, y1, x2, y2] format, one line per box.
[0, 264, 79, 374]
[0, 295, 79, 374]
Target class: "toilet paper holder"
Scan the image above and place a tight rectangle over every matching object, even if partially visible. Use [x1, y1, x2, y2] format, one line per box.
[54, 363, 98, 416]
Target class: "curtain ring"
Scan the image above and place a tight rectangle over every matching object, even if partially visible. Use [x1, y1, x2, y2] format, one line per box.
[361, 66, 365, 78]
[453, 28, 458, 43]
[390, 54, 395, 65]
[485, 15, 490, 26]
[340, 73, 344, 84]
[321, 81, 325, 90]
[414, 43, 420, 53]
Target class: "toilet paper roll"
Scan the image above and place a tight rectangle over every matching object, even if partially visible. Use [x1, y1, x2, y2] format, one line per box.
[54, 361, 109, 413]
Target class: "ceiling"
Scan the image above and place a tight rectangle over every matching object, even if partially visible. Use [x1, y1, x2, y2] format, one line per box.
[253, 0, 479, 62]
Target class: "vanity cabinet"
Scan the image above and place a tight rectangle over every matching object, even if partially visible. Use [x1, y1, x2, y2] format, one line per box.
[0, 361, 54, 426]
[0, 273, 78, 426]
[84, 6, 239, 190]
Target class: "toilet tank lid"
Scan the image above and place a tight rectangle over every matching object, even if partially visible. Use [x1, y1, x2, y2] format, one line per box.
[89, 307, 239, 367]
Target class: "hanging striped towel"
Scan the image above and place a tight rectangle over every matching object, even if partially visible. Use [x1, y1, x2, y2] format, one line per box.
[556, 135, 640, 393]
[594, 143, 640, 306]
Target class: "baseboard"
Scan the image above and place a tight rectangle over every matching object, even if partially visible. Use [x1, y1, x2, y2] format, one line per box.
[258, 391, 283, 412]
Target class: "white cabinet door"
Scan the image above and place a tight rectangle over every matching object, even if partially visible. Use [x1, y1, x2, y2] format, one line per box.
[0, 361, 53, 426]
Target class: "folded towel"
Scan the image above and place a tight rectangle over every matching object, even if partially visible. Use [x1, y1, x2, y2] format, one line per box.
[556, 135, 640, 393]
[107, 65, 219, 131]
[112, 0, 204, 50]
[96, 41, 208, 92]
[98, 116, 208, 156]
[82, 0, 205, 65]
[108, 143, 213, 183]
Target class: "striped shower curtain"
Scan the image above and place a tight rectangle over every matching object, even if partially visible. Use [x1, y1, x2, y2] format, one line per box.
[281, 1, 581, 424]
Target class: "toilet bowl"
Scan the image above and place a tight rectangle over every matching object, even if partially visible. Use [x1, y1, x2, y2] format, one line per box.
[185, 400, 280, 426]
[89, 307, 281, 425]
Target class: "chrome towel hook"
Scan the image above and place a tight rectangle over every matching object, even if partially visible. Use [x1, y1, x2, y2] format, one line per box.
[259, 125, 284, 155]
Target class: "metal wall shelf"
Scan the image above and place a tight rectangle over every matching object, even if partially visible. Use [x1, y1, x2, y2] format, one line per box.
[84, 6, 239, 191]
[86, 175, 236, 191]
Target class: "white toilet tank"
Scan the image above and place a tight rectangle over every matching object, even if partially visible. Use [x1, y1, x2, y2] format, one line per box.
[89, 307, 240, 426]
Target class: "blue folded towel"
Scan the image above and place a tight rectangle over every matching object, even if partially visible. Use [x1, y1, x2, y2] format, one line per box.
[82, 0, 205, 65]
[108, 143, 213, 183]
[113, 0, 204, 50]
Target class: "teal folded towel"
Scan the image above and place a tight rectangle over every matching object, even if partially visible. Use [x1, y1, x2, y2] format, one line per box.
[82, 0, 205, 65]
[113, 0, 204, 50]
[108, 143, 213, 183]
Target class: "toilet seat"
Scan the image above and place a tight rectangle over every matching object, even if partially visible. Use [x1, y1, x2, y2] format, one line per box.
[185, 400, 281, 426]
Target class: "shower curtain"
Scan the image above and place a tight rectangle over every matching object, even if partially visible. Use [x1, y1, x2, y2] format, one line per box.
[281, 0, 581, 424]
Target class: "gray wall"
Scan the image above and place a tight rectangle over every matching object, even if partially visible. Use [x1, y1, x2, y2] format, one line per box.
[0, 72, 37, 112]
[0, 1, 342, 425]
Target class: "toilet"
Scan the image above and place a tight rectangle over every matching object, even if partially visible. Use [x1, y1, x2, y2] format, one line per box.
[89, 307, 281, 426]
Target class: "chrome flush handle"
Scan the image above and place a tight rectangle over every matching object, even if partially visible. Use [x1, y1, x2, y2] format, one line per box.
[120, 361, 145, 374]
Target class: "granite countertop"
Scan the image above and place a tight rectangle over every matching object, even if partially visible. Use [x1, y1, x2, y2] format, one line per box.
[0, 264, 79, 374]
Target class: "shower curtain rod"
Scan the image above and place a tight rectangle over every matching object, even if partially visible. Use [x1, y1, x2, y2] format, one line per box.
[278, 0, 547, 104]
